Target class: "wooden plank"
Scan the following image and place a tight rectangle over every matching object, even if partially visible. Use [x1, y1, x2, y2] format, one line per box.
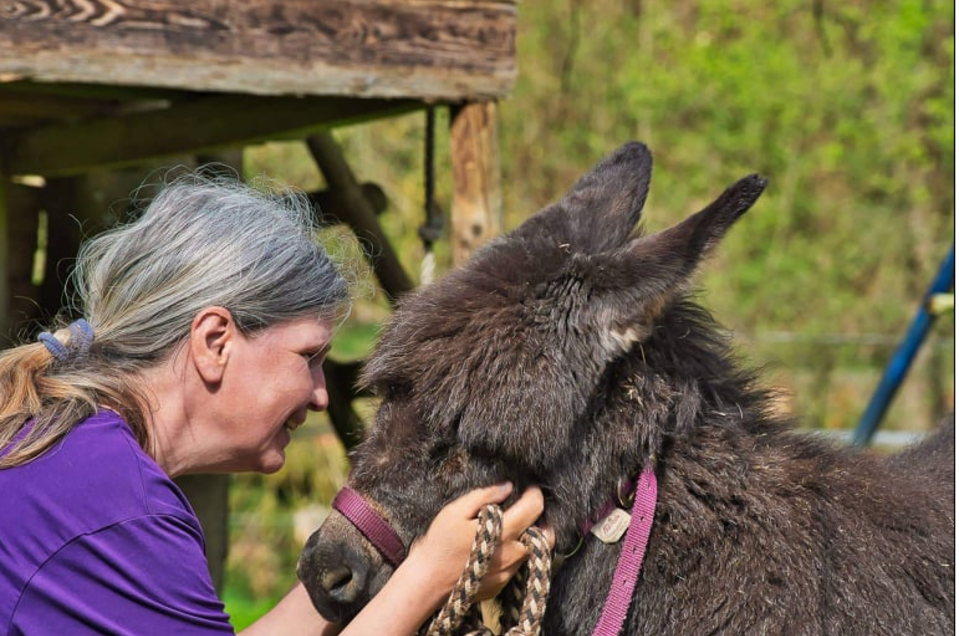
[0, 0, 517, 101]
[449, 100, 502, 266]
[0, 91, 125, 128]
[1, 94, 421, 177]
[0, 80, 194, 102]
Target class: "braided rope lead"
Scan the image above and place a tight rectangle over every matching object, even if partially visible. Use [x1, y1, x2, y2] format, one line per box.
[502, 527, 551, 636]
[424, 505, 552, 636]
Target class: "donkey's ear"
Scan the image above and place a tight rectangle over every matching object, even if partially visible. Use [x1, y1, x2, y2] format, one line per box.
[512, 142, 652, 255]
[629, 174, 767, 287]
[560, 141, 653, 252]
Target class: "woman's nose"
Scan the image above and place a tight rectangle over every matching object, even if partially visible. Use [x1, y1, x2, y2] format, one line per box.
[309, 366, 330, 412]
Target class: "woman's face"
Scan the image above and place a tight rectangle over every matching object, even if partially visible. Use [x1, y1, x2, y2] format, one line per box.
[212, 316, 333, 474]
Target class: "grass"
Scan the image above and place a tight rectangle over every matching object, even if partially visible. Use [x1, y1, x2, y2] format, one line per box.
[222, 584, 283, 631]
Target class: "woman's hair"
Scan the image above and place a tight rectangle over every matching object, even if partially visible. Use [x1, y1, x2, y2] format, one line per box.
[0, 173, 350, 468]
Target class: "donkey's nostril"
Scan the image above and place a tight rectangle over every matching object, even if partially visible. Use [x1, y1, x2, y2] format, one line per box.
[298, 538, 373, 620]
[321, 563, 365, 603]
[323, 566, 352, 598]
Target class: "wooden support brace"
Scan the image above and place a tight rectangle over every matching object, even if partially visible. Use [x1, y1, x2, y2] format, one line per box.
[306, 131, 413, 302]
[323, 359, 369, 452]
[311, 183, 388, 226]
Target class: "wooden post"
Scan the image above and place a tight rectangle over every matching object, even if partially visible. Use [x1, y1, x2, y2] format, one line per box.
[0, 178, 44, 341]
[42, 161, 234, 592]
[449, 101, 503, 267]
[4, 182, 43, 338]
[175, 151, 244, 593]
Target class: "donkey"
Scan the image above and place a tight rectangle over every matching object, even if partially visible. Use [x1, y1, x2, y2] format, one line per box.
[299, 142, 955, 635]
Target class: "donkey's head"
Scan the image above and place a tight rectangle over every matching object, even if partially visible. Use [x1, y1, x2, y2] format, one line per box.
[298, 142, 766, 621]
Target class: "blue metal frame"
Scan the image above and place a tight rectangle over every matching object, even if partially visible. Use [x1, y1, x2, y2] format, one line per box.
[852, 244, 955, 446]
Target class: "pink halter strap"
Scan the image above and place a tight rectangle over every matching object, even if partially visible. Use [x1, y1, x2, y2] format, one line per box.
[332, 487, 408, 568]
[590, 466, 658, 636]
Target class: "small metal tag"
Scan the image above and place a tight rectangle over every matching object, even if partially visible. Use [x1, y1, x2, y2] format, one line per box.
[590, 507, 631, 544]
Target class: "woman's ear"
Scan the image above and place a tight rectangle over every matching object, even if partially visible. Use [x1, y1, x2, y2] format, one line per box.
[189, 306, 235, 385]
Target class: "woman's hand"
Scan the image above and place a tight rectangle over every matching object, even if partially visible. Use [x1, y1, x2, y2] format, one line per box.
[405, 484, 553, 609]
[289, 485, 554, 636]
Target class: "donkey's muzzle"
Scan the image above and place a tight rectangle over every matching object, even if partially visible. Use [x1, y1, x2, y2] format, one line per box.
[297, 528, 372, 622]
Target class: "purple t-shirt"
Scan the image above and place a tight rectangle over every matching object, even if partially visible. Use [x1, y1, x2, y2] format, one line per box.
[0, 409, 235, 635]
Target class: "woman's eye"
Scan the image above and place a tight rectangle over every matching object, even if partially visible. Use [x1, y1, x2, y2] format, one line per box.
[302, 345, 330, 365]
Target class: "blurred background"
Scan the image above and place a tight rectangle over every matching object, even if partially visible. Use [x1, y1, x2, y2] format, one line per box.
[226, 0, 953, 624]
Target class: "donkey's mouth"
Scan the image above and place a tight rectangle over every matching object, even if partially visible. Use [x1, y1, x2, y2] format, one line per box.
[297, 538, 370, 623]
[297, 515, 400, 624]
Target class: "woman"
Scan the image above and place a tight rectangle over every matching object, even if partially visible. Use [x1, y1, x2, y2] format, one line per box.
[0, 176, 546, 636]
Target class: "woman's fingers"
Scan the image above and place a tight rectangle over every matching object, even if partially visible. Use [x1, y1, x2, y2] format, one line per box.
[446, 482, 514, 518]
[475, 486, 555, 599]
[411, 484, 556, 604]
[500, 486, 545, 541]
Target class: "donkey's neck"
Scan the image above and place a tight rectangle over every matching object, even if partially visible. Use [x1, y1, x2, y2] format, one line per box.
[543, 301, 775, 552]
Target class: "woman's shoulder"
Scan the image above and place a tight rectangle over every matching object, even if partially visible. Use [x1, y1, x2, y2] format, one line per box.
[0, 409, 213, 631]
[0, 409, 199, 540]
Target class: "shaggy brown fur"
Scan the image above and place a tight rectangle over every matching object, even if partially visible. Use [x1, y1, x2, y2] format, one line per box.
[298, 142, 955, 635]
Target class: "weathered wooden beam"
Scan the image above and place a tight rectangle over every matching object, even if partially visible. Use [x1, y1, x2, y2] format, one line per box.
[0, 91, 126, 127]
[0, 0, 517, 101]
[0, 80, 194, 102]
[306, 131, 414, 302]
[449, 101, 502, 266]
[310, 183, 389, 226]
[1, 94, 421, 177]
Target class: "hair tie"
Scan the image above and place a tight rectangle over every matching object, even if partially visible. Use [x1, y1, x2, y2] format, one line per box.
[38, 319, 95, 363]
[38, 331, 68, 362]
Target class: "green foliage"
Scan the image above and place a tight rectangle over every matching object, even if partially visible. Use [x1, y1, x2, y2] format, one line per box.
[504, 0, 953, 341]
[222, 586, 282, 631]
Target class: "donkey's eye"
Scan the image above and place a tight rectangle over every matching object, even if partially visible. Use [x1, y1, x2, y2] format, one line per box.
[385, 381, 412, 400]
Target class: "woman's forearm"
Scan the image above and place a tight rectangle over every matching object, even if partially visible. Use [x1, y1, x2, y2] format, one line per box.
[238, 583, 339, 636]
[238, 561, 444, 636]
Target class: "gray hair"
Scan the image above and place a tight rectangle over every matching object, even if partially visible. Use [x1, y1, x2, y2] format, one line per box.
[0, 173, 350, 467]
[77, 175, 349, 359]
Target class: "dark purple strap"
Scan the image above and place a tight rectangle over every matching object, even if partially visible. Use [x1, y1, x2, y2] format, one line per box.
[332, 487, 408, 568]
[590, 466, 658, 636]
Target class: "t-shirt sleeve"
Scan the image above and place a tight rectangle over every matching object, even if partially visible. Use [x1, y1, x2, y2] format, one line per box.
[10, 514, 236, 636]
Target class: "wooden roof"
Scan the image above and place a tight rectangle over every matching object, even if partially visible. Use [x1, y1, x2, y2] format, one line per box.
[0, 0, 518, 177]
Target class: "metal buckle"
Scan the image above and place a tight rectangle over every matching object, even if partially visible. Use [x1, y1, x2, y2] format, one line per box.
[617, 477, 635, 508]
[559, 534, 584, 560]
